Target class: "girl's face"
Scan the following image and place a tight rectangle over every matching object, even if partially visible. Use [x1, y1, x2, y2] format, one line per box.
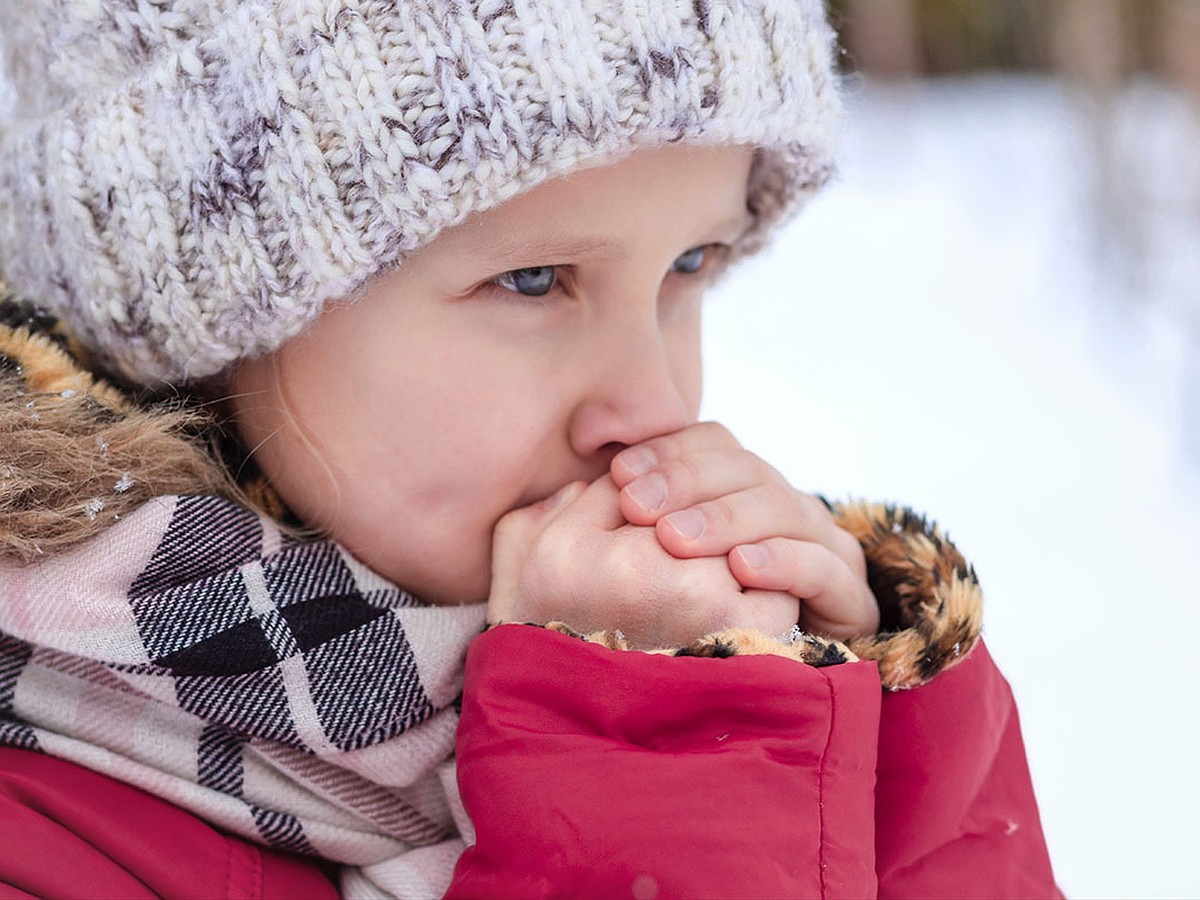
[231, 144, 755, 604]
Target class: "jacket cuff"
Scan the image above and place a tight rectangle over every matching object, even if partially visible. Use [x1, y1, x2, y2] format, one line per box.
[491, 621, 858, 669]
[451, 624, 882, 899]
[835, 500, 984, 690]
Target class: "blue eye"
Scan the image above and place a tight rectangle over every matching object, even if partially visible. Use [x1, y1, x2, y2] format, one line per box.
[494, 266, 557, 297]
[671, 246, 707, 274]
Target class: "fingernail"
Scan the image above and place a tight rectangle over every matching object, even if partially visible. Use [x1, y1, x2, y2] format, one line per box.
[665, 508, 706, 540]
[626, 474, 667, 512]
[736, 543, 769, 569]
[620, 447, 656, 477]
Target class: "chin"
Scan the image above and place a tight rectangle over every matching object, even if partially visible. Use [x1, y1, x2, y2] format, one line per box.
[391, 561, 490, 608]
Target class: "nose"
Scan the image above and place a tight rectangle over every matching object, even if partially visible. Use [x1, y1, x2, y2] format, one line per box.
[568, 316, 698, 461]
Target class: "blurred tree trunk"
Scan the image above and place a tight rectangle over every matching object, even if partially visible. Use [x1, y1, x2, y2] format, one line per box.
[844, 0, 921, 77]
[1051, 0, 1127, 93]
[1051, 0, 1145, 315]
[1157, 1, 1200, 467]
[1159, 1, 1200, 99]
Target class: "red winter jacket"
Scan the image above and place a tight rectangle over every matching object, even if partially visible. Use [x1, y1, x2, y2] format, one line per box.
[448, 626, 1059, 899]
[0, 747, 338, 899]
[0, 626, 1058, 899]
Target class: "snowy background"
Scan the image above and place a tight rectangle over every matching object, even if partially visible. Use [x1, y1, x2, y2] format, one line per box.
[703, 76, 1200, 899]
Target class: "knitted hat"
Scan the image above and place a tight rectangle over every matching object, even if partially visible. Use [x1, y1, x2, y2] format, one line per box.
[0, 1, 841, 385]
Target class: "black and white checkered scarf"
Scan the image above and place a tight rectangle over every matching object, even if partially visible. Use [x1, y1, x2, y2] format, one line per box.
[0, 493, 487, 897]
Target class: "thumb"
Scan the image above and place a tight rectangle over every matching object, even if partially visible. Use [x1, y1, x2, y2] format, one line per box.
[488, 481, 586, 623]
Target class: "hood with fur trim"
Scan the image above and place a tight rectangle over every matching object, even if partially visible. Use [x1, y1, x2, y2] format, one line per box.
[0, 290, 982, 690]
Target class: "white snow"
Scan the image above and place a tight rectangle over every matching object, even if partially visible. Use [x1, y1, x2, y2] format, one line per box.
[81, 498, 104, 521]
[702, 75, 1200, 899]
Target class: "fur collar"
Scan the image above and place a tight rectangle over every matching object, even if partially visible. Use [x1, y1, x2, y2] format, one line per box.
[1, 291, 981, 689]
[0, 293, 280, 561]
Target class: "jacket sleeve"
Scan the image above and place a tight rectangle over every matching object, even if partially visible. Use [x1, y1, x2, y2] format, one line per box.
[873, 640, 1061, 898]
[830, 501, 1060, 898]
[0, 747, 338, 900]
[450, 502, 1061, 899]
[446, 624, 884, 900]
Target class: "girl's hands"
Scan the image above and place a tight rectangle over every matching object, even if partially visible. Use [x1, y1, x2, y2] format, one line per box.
[488, 422, 879, 648]
[487, 476, 802, 650]
[610, 422, 880, 642]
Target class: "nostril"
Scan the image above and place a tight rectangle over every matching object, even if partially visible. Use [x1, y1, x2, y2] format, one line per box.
[594, 441, 629, 471]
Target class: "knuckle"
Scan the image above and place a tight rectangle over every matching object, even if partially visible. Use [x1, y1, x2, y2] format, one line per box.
[663, 454, 703, 494]
[491, 508, 529, 549]
[638, 432, 678, 465]
[846, 541, 868, 579]
[609, 528, 655, 579]
[766, 535, 804, 572]
[808, 541, 841, 574]
[527, 521, 585, 579]
[740, 448, 775, 481]
[521, 536, 558, 585]
[797, 490, 836, 523]
[779, 539, 833, 597]
[493, 504, 526, 532]
[831, 526, 867, 577]
[680, 557, 733, 599]
[697, 420, 738, 446]
[703, 497, 738, 531]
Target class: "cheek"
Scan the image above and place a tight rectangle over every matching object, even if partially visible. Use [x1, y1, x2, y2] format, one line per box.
[294, 342, 542, 511]
[263, 329, 570, 603]
[670, 306, 705, 420]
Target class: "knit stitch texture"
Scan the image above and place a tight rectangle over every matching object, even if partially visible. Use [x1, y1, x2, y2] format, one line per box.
[0, 0, 841, 384]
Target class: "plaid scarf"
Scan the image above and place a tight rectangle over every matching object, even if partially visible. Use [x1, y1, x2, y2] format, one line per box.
[0, 493, 487, 897]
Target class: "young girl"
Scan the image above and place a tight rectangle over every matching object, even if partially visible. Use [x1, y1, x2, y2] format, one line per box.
[0, 2, 1059, 897]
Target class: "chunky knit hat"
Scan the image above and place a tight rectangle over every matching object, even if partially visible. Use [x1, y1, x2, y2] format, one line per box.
[0, 1, 840, 385]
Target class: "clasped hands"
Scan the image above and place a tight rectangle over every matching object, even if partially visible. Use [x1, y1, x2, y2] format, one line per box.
[488, 422, 879, 650]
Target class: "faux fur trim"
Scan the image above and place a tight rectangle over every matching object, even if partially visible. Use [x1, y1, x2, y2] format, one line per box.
[837, 500, 983, 689]
[541, 621, 857, 668]
[0, 294, 243, 561]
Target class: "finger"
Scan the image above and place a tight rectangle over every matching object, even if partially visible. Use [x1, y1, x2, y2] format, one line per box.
[550, 473, 626, 531]
[618, 446, 782, 525]
[611, 548, 800, 648]
[736, 589, 804, 640]
[488, 481, 587, 621]
[610, 421, 742, 485]
[540, 480, 588, 515]
[727, 538, 879, 641]
[620, 442, 867, 578]
[651, 484, 862, 574]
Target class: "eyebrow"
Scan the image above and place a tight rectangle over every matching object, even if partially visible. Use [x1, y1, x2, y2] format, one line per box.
[715, 212, 756, 243]
[471, 212, 756, 266]
[482, 234, 631, 265]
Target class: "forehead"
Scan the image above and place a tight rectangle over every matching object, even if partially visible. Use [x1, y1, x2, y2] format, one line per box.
[432, 144, 756, 262]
